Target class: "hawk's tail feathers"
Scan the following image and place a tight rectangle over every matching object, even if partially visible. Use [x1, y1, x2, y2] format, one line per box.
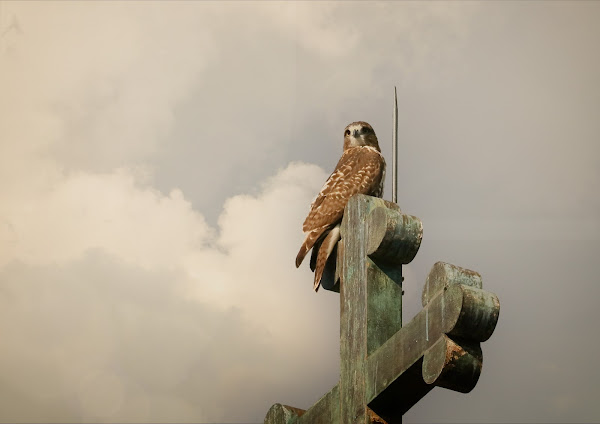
[295, 227, 326, 268]
[295, 245, 309, 268]
[313, 225, 341, 291]
[310, 237, 324, 272]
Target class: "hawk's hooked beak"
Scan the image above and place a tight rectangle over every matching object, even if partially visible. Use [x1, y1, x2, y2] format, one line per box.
[352, 129, 359, 137]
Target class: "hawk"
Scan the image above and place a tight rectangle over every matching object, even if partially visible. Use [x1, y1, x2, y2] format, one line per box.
[296, 121, 386, 291]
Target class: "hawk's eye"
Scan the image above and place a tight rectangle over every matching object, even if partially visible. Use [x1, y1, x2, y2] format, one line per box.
[361, 127, 370, 134]
[345, 129, 351, 136]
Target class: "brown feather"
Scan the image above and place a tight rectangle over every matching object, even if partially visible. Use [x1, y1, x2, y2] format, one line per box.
[302, 147, 385, 234]
[296, 122, 386, 290]
[295, 225, 330, 268]
[309, 235, 323, 272]
[313, 225, 341, 291]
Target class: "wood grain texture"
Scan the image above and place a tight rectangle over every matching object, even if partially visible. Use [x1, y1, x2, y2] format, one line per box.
[265, 195, 499, 424]
[340, 194, 369, 424]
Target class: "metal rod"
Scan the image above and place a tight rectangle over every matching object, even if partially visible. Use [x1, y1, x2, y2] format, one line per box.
[392, 86, 398, 204]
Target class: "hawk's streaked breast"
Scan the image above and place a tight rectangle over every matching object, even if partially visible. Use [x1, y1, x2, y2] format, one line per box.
[296, 121, 386, 291]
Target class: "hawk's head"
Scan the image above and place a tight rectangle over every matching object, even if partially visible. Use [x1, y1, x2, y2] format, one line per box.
[343, 121, 380, 151]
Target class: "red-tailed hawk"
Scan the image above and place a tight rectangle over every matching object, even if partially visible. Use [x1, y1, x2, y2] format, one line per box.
[296, 121, 386, 291]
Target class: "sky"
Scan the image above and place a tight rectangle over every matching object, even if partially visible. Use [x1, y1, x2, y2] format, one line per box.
[0, 1, 599, 423]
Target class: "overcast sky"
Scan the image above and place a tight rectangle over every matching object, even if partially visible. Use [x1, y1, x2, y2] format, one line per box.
[1, 1, 599, 423]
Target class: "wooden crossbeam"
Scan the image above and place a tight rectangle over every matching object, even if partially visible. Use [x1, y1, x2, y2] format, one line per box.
[265, 195, 500, 424]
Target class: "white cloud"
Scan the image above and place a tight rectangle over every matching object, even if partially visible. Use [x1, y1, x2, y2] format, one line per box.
[0, 2, 485, 421]
[0, 4, 363, 418]
[7, 2, 598, 423]
[1, 168, 212, 269]
[0, 161, 342, 422]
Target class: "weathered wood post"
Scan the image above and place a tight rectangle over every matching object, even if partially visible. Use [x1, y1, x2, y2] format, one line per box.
[265, 195, 500, 424]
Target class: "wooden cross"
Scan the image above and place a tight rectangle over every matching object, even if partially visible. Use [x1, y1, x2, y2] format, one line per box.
[265, 195, 500, 424]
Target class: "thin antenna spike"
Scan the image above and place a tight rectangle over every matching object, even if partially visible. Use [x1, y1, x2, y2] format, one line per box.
[392, 86, 398, 204]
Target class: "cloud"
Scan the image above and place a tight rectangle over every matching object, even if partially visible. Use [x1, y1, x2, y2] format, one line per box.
[5, 3, 475, 421]
[0, 2, 219, 172]
[1, 7, 346, 410]
[3, 2, 599, 423]
[0, 161, 344, 423]
[0, 168, 212, 269]
[0, 251, 259, 422]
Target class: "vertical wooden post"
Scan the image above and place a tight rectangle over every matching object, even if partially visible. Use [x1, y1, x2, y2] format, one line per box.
[339, 195, 405, 423]
[340, 195, 369, 424]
